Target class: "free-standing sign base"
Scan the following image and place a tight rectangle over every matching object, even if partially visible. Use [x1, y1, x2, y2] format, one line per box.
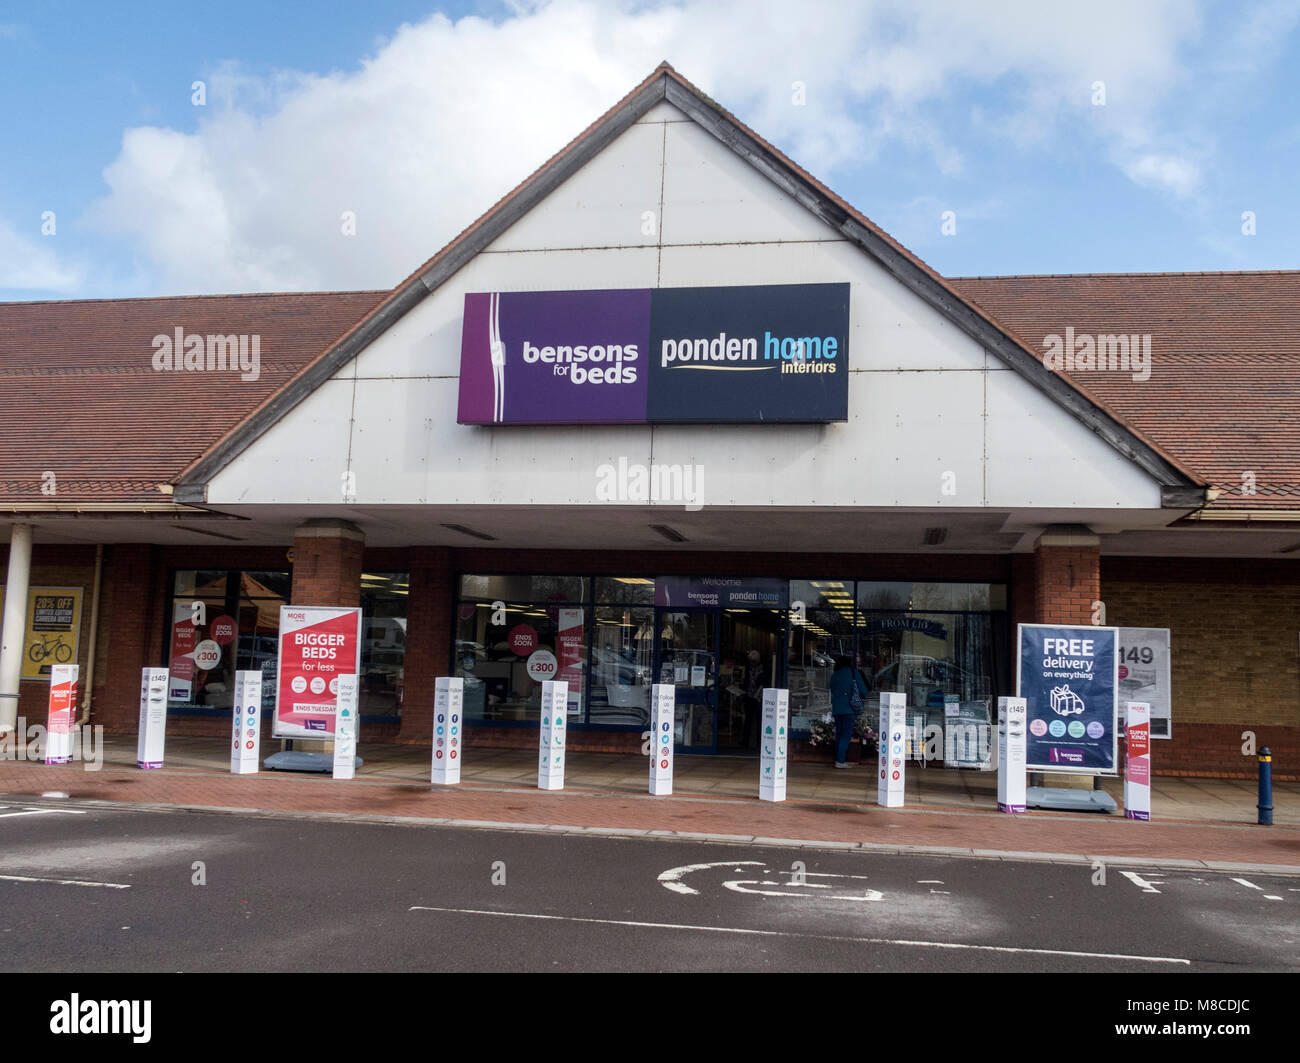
[1025, 786, 1117, 813]
[264, 749, 361, 773]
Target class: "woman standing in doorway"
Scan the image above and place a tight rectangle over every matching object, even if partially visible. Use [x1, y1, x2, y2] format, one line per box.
[829, 655, 868, 768]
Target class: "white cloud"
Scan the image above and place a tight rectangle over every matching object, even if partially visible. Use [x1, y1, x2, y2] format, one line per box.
[1121, 152, 1201, 199]
[84, 0, 1213, 294]
[0, 219, 82, 293]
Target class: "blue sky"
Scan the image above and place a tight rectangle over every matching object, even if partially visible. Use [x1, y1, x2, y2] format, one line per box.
[1, 0, 1297, 301]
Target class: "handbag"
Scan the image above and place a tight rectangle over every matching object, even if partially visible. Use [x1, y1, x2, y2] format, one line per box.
[848, 675, 863, 712]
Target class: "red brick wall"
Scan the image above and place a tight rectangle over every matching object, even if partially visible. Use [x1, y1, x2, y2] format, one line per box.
[291, 534, 364, 607]
[1034, 543, 1100, 625]
[1102, 555, 1299, 781]
[399, 546, 452, 743]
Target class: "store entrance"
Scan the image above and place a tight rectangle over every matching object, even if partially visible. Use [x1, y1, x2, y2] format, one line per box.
[654, 606, 785, 755]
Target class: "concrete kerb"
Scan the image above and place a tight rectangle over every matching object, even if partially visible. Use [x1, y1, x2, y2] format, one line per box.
[10, 792, 1300, 876]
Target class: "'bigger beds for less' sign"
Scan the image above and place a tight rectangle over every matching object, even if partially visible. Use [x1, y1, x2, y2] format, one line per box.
[457, 283, 850, 425]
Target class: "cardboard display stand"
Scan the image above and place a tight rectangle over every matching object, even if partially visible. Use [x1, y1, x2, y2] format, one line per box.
[538, 680, 567, 790]
[45, 665, 78, 765]
[332, 674, 359, 780]
[230, 670, 263, 774]
[649, 683, 674, 796]
[997, 696, 1027, 813]
[137, 667, 170, 769]
[432, 677, 464, 785]
[1124, 700, 1151, 821]
[758, 688, 788, 802]
[877, 692, 906, 807]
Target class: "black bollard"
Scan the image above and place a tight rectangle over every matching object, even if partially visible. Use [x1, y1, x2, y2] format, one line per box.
[1257, 747, 1273, 826]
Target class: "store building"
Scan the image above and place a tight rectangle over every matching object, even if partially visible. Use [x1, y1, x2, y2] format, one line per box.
[2, 64, 1297, 777]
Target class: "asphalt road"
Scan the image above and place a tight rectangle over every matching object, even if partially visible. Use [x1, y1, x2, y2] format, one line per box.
[1, 799, 1297, 974]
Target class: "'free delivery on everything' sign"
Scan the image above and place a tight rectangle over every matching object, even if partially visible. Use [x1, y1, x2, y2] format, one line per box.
[274, 606, 362, 739]
[1017, 624, 1118, 774]
[457, 283, 850, 425]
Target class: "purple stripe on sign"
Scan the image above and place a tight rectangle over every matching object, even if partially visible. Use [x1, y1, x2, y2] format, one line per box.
[459, 288, 652, 424]
[1125, 810, 1151, 820]
[45, 756, 71, 765]
[137, 761, 162, 769]
[458, 292, 495, 423]
[998, 803, 1027, 813]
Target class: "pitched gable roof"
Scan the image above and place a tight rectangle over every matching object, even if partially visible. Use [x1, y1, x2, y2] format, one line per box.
[0, 290, 384, 504]
[951, 272, 1300, 511]
[172, 63, 1205, 507]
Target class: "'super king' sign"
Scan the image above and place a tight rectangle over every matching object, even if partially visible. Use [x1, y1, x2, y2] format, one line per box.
[274, 606, 362, 739]
[457, 283, 850, 425]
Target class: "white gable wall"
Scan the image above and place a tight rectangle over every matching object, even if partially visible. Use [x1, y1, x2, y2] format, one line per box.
[209, 102, 1163, 513]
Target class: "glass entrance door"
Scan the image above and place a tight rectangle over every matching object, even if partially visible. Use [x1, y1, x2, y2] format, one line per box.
[717, 609, 786, 753]
[655, 606, 789, 755]
[655, 610, 717, 753]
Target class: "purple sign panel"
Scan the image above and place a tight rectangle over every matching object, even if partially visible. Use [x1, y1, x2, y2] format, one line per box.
[457, 283, 850, 425]
[654, 577, 788, 609]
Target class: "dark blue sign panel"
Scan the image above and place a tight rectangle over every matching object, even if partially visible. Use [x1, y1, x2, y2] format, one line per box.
[458, 283, 850, 424]
[1017, 624, 1118, 774]
[654, 577, 788, 609]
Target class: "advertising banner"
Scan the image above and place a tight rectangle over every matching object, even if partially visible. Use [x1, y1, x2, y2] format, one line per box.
[1117, 628, 1172, 738]
[45, 664, 78, 764]
[653, 576, 788, 609]
[458, 283, 850, 425]
[557, 608, 584, 712]
[229, 671, 262, 774]
[649, 683, 674, 796]
[0, 586, 83, 681]
[432, 677, 464, 785]
[332, 675, 359, 780]
[538, 680, 567, 790]
[758, 687, 789, 802]
[1018, 624, 1119, 775]
[997, 697, 1027, 813]
[273, 606, 362, 739]
[877, 692, 906, 807]
[137, 667, 170, 769]
[1124, 701, 1152, 821]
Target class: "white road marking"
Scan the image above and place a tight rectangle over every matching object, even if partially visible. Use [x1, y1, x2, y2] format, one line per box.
[0, 874, 129, 889]
[1119, 871, 1163, 894]
[658, 860, 765, 895]
[930, 889, 951, 895]
[0, 808, 87, 819]
[1263, 895, 1283, 901]
[1232, 877, 1262, 891]
[918, 880, 945, 884]
[408, 906, 1191, 964]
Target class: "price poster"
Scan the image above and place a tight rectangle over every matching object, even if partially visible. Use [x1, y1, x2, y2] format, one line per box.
[274, 606, 362, 739]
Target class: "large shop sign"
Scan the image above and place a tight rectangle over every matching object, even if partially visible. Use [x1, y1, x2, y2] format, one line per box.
[273, 606, 363, 739]
[1017, 624, 1119, 775]
[457, 283, 850, 425]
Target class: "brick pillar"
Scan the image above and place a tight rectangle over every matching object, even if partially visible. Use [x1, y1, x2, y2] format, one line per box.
[399, 546, 453, 743]
[290, 519, 365, 607]
[95, 544, 159, 732]
[1033, 526, 1101, 625]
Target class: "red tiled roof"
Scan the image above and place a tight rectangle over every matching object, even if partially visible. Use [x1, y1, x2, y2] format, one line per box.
[949, 272, 1300, 509]
[0, 291, 385, 502]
